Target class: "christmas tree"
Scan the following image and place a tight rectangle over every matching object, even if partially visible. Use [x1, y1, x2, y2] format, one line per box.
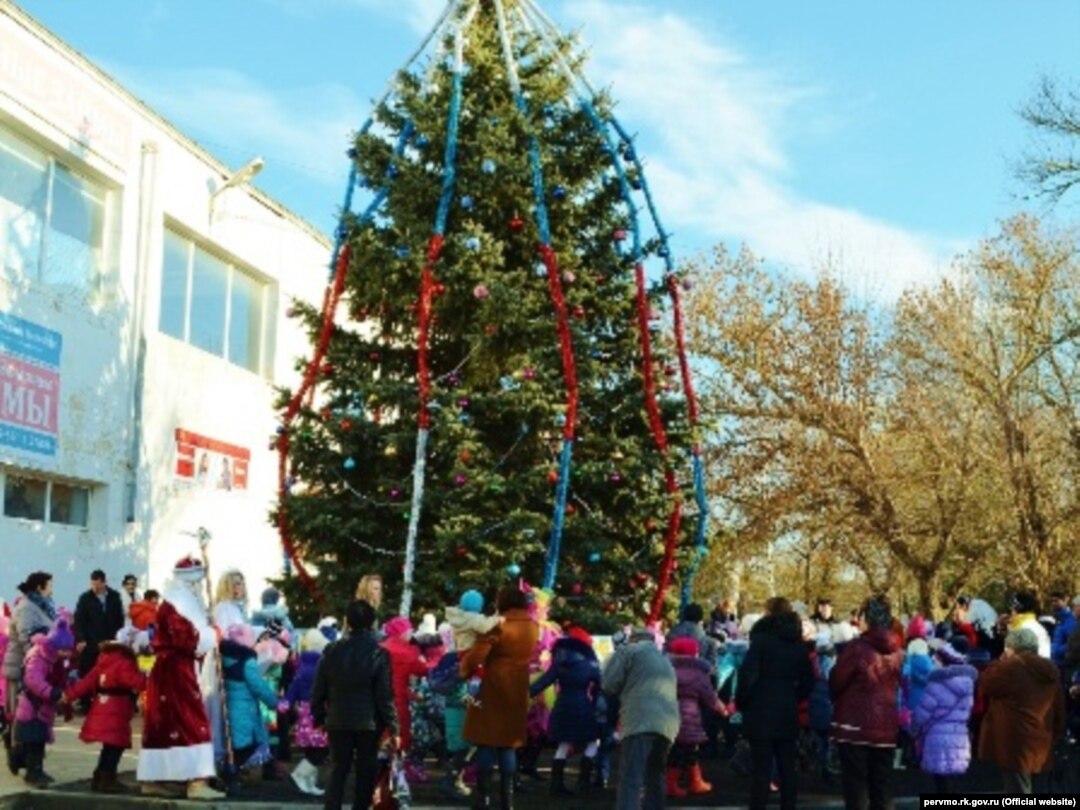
[273, 0, 705, 629]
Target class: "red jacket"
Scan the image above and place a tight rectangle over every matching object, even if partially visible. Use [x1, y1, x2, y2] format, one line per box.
[66, 642, 147, 749]
[829, 628, 903, 746]
[380, 637, 428, 751]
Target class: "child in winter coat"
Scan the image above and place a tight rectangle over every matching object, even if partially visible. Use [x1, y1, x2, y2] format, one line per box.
[15, 617, 74, 787]
[667, 636, 727, 797]
[64, 626, 148, 793]
[910, 643, 978, 793]
[809, 631, 837, 779]
[445, 590, 501, 705]
[251, 588, 296, 642]
[528, 625, 603, 796]
[255, 622, 292, 777]
[380, 615, 429, 757]
[220, 624, 279, 773]
[900, 637, 934, 766]
[284, 628, 329, 796]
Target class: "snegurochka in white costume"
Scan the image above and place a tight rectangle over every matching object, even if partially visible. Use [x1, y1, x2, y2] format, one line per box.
[136, 555, 224, 800]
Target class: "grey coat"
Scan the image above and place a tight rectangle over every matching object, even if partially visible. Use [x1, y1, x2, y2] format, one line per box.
[602, 639, 679, 742]
[3, 596, 55, 682]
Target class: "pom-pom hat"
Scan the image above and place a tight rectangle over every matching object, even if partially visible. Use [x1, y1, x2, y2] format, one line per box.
[669, 636, 699, 656]
[459, 590, 484, 614]
[383, 615, 413, 640]
[47, 617, 74, 653]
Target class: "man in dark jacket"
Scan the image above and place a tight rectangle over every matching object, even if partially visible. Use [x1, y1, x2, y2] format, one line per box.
[73, 570, 125, 683]
[311, 599, 398, 810]
[830, 595, 903, 810]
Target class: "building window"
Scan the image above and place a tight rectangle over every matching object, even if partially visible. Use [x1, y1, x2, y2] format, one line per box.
[0, 126, 108, 292]
[2, 472, 90, 528]
[159, 227, 268, 374]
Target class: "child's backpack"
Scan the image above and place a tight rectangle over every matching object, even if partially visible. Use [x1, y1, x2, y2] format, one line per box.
[428, 651, 462, 695]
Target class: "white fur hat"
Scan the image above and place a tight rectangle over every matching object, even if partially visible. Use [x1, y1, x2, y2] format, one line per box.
[302, 627, 329, 653]
[417, 613, 438, 637]
[907, 638, 929, 657]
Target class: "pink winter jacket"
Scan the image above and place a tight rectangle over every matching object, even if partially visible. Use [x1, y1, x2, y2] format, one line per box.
[15, 637, 64, 742]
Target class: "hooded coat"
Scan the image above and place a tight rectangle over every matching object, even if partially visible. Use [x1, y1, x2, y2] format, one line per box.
[829, 627, 904, 747]
[671, 654, 722, 745]
[666, 620, 720, 670]
[381, 635, 429, 751]
[910, 664, 977, 776]
[65, 642, 147, 749]
[736, 612, 814, 740]
[221, 639, 279, 754]
[14, 636, 65, 743]
[978, 651, 1065, 774]
[901, 649, 934, 726]
[2, 595, 55, 683]
[529, 635, 601, 743]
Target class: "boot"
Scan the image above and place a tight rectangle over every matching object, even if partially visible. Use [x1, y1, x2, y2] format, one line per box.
[96, 771, 124, 794]
[686, 763, 712, 794]
[550, 759, 574, 796]
[6, 740, 24, 775]
[290, 758, 325, 797]
[518, 743, 545, 780]
[472, 767, 492, 810]
[91, 770, 102, 792]
[23, 744, 48, 789]
[186, 779, 226, 800]
[440, 768, 471, 800]
[576, 757, 594, 795]
[499, 771, 514, 810]
[665, 766, 687, 799]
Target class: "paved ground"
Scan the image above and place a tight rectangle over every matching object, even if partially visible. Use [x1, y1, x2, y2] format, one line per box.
[0, 714, 1069, 808]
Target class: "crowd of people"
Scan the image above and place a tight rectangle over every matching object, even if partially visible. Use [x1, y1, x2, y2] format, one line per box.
[0, 563, 1076, 810]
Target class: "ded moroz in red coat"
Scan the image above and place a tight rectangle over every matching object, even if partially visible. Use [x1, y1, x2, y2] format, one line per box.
[136, 594, 215, 782]
[65, 642, 147, 749]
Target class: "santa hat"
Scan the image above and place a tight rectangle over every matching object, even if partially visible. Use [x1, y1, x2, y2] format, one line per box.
[669, 636, 699, 657]
[47, 618, 74, 653]
[173, 555, 205, 582]
[383, 615, 413, 640]
[226, 624, 257, 648]
[302, 627, 330, 653]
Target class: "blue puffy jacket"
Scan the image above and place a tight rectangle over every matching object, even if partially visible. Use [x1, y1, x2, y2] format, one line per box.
[221, 640, 278, 753]
[1051, 607, 1075, 666]
[530, 636, 601, 743]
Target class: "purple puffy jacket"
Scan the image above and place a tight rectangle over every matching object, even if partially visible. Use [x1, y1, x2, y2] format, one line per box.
[670, 654, 721, 745]
[15, 638, 63, 743]
[910, 664, 978, 776]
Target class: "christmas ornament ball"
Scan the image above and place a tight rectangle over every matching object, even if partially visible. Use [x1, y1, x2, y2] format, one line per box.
[507, 563, 521, 577]
[344, 457, 357, 470]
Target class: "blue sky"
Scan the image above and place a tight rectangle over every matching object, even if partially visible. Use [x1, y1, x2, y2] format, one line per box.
[17, 0, 1080, 297]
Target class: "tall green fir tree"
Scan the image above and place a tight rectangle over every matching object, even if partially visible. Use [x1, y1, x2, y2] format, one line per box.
[273, 0, 700, 629]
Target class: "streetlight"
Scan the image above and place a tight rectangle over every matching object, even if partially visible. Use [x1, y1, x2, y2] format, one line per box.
[209, 156, 265, 222]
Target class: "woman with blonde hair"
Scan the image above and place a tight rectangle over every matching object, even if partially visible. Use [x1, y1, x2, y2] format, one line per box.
[213, 570, 249, 632]
[354, 575, 383, 611]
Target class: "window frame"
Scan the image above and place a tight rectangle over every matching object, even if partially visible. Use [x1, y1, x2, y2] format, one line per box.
[0, 124, 112, 293]
[159, 224, 270, 376]
[1, 469, 93, 529]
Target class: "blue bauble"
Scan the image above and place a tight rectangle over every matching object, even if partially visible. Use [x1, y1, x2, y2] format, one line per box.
[395, 246, 411, 259]
[461, 195, 475, 210]
[465, 236, 481, 251]
[507, 563, 521, 577]
[387, 164, 399, 179]
[482, 159, 497, 174]
[552, 186, 567, 200]
[658, 245, 671, 258]
[415, 134, 430, 148]
[555, 414, 567, 427]
[534, 263, 548, 278]
[588, 551, 601, 563]
[344, 457, 357, 470]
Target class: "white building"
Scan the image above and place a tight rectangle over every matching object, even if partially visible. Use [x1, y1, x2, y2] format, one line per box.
[0, 5, 331, 609]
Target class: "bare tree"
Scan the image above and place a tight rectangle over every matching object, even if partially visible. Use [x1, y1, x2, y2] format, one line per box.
[1019, 75, 1080, 202]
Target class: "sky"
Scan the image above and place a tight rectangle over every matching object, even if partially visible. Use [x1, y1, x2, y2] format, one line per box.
[16, 0, 1080, 299]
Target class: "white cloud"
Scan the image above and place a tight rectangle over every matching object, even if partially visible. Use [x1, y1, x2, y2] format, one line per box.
[560, 0, 964, 299]
[107, 64, 363, 187]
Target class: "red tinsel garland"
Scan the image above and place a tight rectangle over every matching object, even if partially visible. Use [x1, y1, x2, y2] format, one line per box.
[634, 262, 684, 623]
[417, 235, 446, 429]
[538, 244, 579, 439]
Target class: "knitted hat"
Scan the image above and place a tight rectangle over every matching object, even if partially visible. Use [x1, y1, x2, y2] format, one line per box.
[261, 587, 281, 607]
[302, 627, 330, 653]
[383, 615, 413, 640]
[417, 613, 438, 637]
[566, 626, 593, 647]
[906, 615, 929, 640]
[227, 624, 256, 648]
[47, 618, 74, 653]
[317, 616, 340, 642]
[459, 590, 484, 614]
[669, 636, 699, 656]
[173, 555, 205, 582]
[906, 638, 929, 657]
[936, 643, 966, 666]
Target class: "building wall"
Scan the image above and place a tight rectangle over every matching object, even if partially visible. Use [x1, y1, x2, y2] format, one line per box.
[0, 6, 330, 610]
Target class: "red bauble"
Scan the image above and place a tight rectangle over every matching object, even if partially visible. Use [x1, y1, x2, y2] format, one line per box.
[572, 305, 586, 319]
[340, 419, 353, 431]
[369, 351, 381, 362]
[547, 469, 559, 484]
[456, 546, 468, 557]
[484, 324, 498, 335]
[566, 503, 576, 515]
[509, 216, 525, 232]
[320, 408, 332, 422]
[459, 450, 472, 463]
[321, 363, 335, 376]
[571, 583, 583, 595]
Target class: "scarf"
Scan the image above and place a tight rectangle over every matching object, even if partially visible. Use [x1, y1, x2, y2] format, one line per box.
[25, 590, 57, 621]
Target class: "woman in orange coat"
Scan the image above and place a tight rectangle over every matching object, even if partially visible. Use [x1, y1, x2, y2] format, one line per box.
[460, 586, 539, 810]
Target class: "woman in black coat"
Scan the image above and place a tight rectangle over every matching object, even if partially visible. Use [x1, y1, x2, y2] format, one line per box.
[736, 598, 814, 810]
